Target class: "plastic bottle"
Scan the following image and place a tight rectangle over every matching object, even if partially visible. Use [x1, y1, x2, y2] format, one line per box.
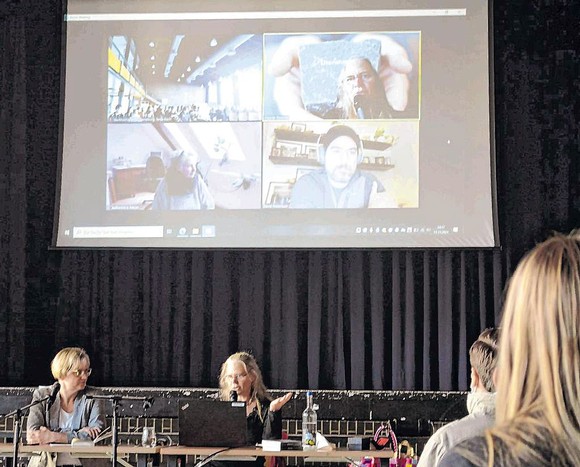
[301, 391, 317, 450]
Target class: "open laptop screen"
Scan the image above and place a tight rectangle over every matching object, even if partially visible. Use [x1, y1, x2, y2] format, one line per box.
[178, 399, 249, 447]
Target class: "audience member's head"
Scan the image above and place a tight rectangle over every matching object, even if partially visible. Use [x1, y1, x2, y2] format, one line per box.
[416, 328, 499, 467]
[485, 232, 580, 464]
[469, 327, 499, 393]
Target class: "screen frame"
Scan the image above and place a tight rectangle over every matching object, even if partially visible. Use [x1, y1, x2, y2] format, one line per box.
[52, 0, 500, 250]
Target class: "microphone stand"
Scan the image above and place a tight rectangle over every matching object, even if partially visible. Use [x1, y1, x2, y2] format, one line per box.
[85, 395, 153, 467]
[1, 395, 53, 467]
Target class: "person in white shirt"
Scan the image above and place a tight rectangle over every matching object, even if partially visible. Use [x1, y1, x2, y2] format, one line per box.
[417, 328, 499, 467]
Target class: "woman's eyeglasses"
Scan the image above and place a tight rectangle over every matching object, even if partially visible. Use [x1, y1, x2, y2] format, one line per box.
[71, 368, 92, 377]
[225, 372, 248, 382]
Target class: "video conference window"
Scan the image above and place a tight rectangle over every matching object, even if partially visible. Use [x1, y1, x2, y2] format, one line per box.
[107, 122, 262, 211]
[107, 34, 262, 124]
[263, 32, 420, 121]
[56, 1, 496, 248]
[262, 121, 418, 209]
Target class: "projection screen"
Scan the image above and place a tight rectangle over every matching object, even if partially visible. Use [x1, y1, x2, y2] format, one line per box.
[54, 0, 498, 248]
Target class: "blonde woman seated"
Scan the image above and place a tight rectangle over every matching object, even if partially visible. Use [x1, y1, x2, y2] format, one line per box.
[27, 347, 105, 465]
[213, 352, 292, 466]
[440, 232, 580, 466]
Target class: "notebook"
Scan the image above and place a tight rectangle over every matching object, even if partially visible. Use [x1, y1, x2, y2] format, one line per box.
[178, 399, 249, 447]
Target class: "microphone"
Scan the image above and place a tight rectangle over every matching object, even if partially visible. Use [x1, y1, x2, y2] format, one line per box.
[353, 95, 367, 119]
[47, 383, 60, 407]
[45, 382, 60, 426]
[229, 390, 238, 402]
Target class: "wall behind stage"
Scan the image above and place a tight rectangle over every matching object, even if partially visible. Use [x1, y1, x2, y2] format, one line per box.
[0, 0, 578, 390]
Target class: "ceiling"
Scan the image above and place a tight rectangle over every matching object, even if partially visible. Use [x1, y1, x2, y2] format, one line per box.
[129, 32, 262, 87]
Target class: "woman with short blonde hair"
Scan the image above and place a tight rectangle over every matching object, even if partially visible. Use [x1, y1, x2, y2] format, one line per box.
[27, 347, 105, 465]
[50, 347, 90, 380]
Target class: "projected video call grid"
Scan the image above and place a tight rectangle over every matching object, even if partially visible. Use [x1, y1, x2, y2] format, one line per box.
[56, 4, 496, 248]
[106, 30, 421, 212]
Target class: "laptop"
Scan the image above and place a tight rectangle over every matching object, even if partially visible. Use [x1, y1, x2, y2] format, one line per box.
[178, 398, 249, 447]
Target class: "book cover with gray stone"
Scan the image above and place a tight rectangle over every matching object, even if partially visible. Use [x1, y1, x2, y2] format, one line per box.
[299, 39, 381, 116]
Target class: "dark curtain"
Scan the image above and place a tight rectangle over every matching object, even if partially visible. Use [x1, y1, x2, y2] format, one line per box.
[50, 249, 506, 390]
[0, 1, 578, 390]
[0, 11, 28, 382]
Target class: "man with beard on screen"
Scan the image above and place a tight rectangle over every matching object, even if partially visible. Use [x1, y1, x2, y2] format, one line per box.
[289, 125, 395, 209]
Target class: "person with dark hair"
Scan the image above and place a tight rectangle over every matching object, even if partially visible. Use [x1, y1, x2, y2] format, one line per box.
[26, 348, 105, 466]
[289, 125, 394, 208]
[215, 352, 292, 467]
[152, 151, 215, 210]
[323, 57, 393, 119]
[417, 328, 499, 467]
[440, 232, 580, 466]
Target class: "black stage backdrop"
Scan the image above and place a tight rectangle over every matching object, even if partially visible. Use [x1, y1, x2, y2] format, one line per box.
[0, 0, 578, 390]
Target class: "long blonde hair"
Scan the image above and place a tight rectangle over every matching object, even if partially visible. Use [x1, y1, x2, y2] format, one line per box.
[218, 351, 271, 421]
[336, 57, 389, 119]
[479, 233, 580, 466]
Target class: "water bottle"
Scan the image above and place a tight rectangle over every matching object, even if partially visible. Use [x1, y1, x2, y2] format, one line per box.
[301, 391, 317, 450]
[141, 427, 157, 447]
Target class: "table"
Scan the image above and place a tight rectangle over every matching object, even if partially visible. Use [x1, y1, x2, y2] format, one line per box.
[160, 446, 394, 465]
[0, 443, 159, 467]
[0, 444, 394, 466]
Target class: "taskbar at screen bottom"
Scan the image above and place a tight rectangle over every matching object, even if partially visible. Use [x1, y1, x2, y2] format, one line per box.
[55, 223, 493, 248]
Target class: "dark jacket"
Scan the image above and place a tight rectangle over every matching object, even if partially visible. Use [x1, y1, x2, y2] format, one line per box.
[440, 434, 575, 467]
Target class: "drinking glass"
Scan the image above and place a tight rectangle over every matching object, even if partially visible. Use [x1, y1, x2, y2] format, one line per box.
[141, 427, 157, 447]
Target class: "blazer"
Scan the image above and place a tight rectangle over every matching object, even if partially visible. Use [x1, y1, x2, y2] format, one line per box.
[26, 382, 106, 443]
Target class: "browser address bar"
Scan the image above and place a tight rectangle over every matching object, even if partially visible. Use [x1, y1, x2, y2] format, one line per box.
[66, 9, 466, 22]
